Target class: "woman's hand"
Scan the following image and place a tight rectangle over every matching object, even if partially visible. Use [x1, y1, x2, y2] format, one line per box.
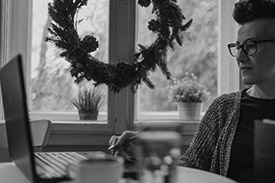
[108, 130, 138, 161]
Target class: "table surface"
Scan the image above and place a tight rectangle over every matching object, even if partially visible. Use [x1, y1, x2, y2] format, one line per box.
[0, 162, 238, 183]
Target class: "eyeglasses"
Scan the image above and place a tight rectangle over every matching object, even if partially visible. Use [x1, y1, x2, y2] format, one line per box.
[228, 38, 275, 57]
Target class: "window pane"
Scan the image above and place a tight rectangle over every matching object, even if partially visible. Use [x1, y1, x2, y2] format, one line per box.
[31, 0, 109, 120]
[137, 0, 218, 120]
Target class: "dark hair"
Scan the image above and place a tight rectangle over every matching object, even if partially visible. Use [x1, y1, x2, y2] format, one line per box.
[233, 0, 275, 24]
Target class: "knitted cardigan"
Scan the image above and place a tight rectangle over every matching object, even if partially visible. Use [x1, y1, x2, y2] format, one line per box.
[178, 90, 242, 176]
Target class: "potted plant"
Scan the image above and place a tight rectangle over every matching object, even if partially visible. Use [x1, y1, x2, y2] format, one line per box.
[168, 72, 210, 120]
[71, 85, 105, 120]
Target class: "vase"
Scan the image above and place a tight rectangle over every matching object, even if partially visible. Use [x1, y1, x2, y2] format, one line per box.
[78, 110, 99, 120]
[177, 102, 202, 120]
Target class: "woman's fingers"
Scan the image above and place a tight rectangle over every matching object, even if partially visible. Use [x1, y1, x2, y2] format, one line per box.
[108, 131, 138, 158]
[108, 135, 120, 155]
[109, 135, 119, 146]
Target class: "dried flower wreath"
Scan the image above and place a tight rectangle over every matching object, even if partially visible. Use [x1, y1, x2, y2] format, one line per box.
[46, 0, 192, 93]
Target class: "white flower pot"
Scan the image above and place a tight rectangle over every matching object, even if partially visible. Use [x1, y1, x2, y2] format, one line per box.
[177, 102, 202, 120]
[78, 110, 99, 120]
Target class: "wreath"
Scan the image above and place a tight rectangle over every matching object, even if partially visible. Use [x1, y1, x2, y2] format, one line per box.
[46, 0, 192, 93]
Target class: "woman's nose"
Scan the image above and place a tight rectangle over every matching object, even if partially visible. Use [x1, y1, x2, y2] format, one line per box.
[236, 48, 249, 63]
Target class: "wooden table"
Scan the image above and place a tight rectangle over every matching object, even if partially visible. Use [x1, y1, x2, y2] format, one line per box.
[60, 166, 239, 183]
[176, 166, 238, 183]
[0, 162, 30, 183]
[0, 162, 238, 183]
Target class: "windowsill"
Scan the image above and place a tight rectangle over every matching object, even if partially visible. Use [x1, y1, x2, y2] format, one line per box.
[137, 111, 204, 121]
[49, 119, 201, 124]
[136, 118, 201, 124]
[30, 111, 203, 123]
[50, 120, 108, 124]
[28, 111, 202, 133]
[29, 111, 108, 121]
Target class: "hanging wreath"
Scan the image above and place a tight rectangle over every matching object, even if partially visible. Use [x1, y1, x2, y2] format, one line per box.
[46, 0, 192, 93]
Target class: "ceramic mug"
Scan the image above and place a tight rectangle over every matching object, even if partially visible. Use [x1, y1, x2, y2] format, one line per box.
[74, 155, 124, 183]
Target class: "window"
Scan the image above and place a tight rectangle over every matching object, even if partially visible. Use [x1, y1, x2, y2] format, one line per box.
[31, 0, 109, 121]
[1, 0, 239, 137]
[136, 0, 220, 120]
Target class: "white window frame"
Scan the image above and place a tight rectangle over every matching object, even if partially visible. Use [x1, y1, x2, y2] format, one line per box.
[218, 0, 240, 95]
[0, 0, 32, 120]
[1, 0, 239, 146]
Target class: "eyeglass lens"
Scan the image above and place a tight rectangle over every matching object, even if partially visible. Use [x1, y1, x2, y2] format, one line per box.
[229, 40, 257, 57]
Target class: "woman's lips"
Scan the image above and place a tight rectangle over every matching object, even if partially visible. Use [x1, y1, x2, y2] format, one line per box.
[241, 66, 252, 74]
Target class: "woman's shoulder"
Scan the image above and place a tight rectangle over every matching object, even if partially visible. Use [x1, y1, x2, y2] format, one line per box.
[207, 90, 242, 111]
[201, 90, 242, 126]
[213, 90, 242, 103]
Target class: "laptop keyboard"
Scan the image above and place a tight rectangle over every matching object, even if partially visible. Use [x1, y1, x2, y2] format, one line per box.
[34, 152, 89, 179]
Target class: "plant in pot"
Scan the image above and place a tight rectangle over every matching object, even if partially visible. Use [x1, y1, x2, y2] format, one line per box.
[71, 85, 105, 120]
[168, 72, 210, 120]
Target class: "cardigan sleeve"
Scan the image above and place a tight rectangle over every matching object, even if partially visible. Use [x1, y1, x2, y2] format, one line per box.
[178, 96, 224, 171]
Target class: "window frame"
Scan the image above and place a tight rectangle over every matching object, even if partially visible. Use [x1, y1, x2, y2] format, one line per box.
[1, 0, 239, 145]
[218, 0, 240, 95]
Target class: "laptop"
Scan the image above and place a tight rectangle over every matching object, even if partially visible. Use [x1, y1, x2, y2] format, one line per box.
[0, 54, 101, 183]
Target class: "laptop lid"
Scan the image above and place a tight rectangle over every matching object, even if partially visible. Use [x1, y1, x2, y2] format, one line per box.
[0, 54, 38, 183]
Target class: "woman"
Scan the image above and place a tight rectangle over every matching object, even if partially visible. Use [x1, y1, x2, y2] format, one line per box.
[109, 0, 275, 182]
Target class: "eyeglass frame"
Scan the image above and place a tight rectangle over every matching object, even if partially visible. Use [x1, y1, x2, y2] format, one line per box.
[227, 38, 275, 57]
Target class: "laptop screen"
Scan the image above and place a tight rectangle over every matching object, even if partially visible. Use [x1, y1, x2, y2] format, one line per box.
[0, 54, 38, 183]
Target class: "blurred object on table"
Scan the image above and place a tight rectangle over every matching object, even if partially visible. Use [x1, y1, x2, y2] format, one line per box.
[137, 131, 181, 183]
[254, 119, 275, 183]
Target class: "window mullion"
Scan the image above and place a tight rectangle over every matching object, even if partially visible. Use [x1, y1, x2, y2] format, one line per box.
[218, 0, 239, 95]
[109, 0, 136, 135]
[1, 0, 32, 120]
[0, 0, 8, 120]
[5, 0, 32, 103]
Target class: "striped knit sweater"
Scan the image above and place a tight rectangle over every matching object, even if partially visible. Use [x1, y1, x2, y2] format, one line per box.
[178, 90, 242, 176]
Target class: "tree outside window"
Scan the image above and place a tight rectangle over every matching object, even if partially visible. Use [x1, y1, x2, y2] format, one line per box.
[31, 0, 108, 114]
[137, 0, 218, 119]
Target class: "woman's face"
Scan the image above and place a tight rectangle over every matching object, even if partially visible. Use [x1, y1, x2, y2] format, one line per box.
[236, 19, 275, 87]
